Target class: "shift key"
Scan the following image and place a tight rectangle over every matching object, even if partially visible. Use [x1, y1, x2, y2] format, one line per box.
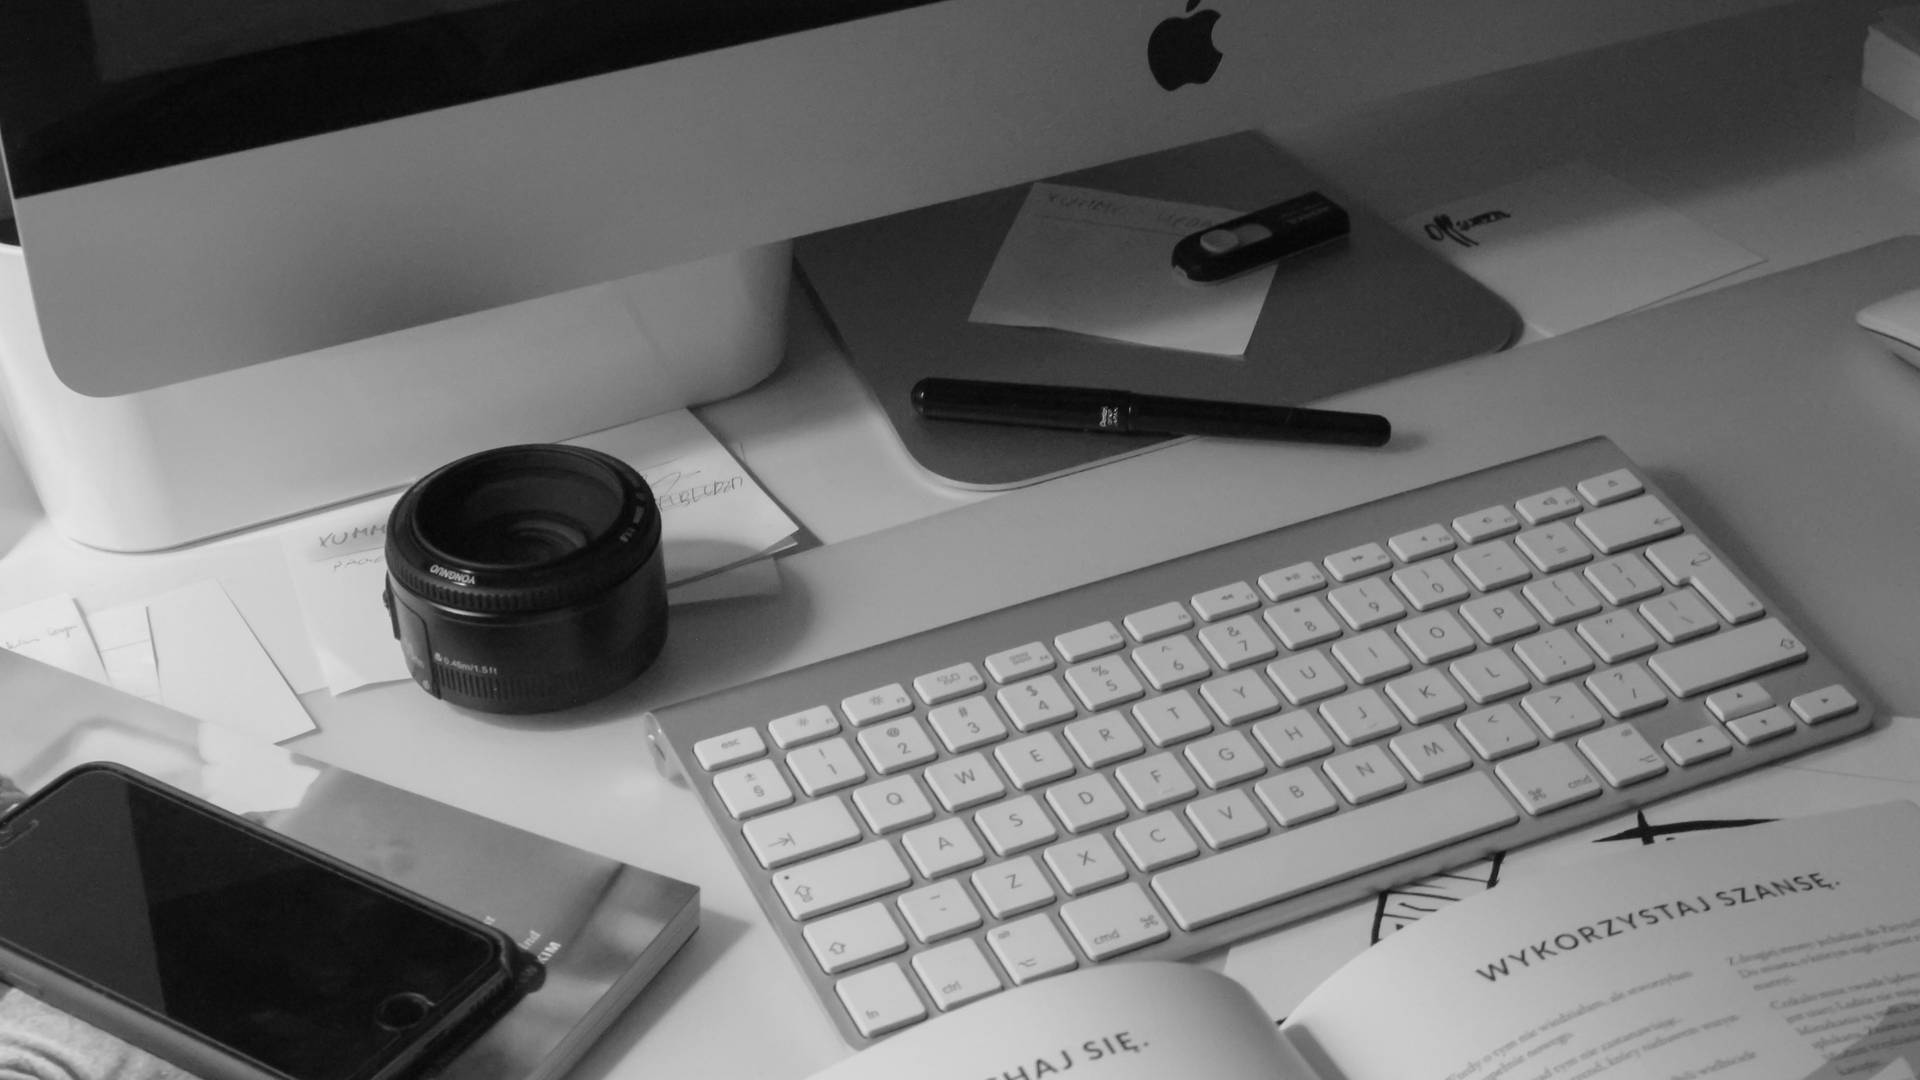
[1647, 619, 1805, 697]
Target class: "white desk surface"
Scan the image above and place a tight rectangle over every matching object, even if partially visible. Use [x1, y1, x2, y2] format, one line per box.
[5, 3, 1920, 1077]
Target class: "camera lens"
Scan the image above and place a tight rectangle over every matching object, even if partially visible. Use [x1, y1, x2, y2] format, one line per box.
[383, 444, 667, 714]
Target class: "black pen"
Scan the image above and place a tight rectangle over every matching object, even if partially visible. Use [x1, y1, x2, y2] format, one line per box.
[911, 377, 1391, 447]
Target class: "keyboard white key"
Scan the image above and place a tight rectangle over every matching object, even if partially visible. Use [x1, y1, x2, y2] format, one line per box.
[695, 727, 766, 770]
[1647, 618, 1806, 697]
[924, 752, 1005, 811]
[1154, 772, 1520, 929]
[852, 775, 935, 834]
[1455, 540, 1533, 590]
[997, 674, 1078, 731]
[1055, 621, 1123, 662]
[1258, 561, 1326, 601]
[788, 737, 868, 796]
[1060, 883, 1171, 960]
[914, 662, 985, 705]
[1516, 486, 1581, 524]
[1185, 789, 1270, 848]
[1132, 635, 1210, 690]
[836, 963, 925, 1037]
[858, 716, 939, 774]
[769, 705, 840, 749]
[898, 879, 982, 943]
[1264, 597, 1344, 649]
[975, 795, 1057, 855]
[1063, 712, 1146, 767]
[912, 938, 1002, 1011]
[901, 818, 986, 877]
[1388, 523, 1456, 561]
[1647, 535, 1766, 624]
[1191, 581, 1261, 621]
[1495, 743, 1603, 814]
[1133, 690, 1211, 747]
[1045, 774, 1128, 833]
[1065, 655, 1146, 710]
[1116, 811, 1199, 870]
[713, 760, 794, 819]
[986, 914, 1077, 985]
[1576, 495, 1682, 554]
[657, 438, 1877, 1047]
[1251, 713, 1335, 766]
[1577, 468, 1642, 505]
[996, 732, 1075, 789]
[1792, 685, 1858, 724]
[805, 902, 906, 973]
[973, 855, 1055, 916]
[1515, 522, 1593, 572]
[1727, 705, 1797, 746]
[843, 683, 913, 726]
[1124, 601, 1193, 642]
[745, 796, 862, 868]
[1576, 723, 1666, 787]
[927, 696, 1009, 752]
[773, 840, 911, 920]
[1326, 541, 1393, 581]
[985, 642, 1055, 683]
[1454, 504, 1521, 542]
[1044, 833, 1129, 894]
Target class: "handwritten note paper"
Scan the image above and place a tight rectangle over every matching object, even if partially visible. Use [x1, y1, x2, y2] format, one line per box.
[1395, 161, 1762, 341]
[0, 594, 108, 683]
[284, 409, 799, 694]
[970, 183, 1274, 356]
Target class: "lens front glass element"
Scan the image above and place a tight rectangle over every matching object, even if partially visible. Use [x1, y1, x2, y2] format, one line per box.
[415, 459, 624, 569]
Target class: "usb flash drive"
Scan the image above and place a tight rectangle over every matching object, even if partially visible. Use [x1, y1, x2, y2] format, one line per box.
[1171, 191, 1350, 283]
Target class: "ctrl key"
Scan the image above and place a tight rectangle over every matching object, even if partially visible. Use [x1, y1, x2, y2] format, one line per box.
[837, 962, 926, 1038]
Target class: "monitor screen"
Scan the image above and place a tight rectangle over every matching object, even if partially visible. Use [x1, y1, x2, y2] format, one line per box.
[3, 0, 945, 198]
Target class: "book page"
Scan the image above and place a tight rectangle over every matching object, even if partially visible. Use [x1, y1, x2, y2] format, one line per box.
[1284, 801, 1920, 1080]
[812, 962, 1318, 1080]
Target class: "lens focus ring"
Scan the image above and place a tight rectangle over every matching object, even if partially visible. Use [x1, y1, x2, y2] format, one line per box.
[385, 445, 659, 614]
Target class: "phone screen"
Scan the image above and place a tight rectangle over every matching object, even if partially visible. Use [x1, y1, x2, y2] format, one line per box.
[0, 767, 502, 1080]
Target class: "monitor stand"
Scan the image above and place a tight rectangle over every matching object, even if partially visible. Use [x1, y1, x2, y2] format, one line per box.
[0, 243, 790, 552]
[798, 132, 1520, 489]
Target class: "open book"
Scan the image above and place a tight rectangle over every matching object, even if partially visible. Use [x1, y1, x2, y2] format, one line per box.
[816, 800, 1920, 1080]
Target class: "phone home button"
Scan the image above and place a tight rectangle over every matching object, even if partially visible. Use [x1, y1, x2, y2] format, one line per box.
[375, 992, 434, 1031]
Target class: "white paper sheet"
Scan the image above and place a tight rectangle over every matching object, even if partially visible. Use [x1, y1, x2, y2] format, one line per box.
[85, 603, 162, 702]
[969, 182, 1274, 356]
[145, 580, 316, 743]
[1395, 160, 1762, 341]
[283, 409, 798, 694]
[0, 594, 108, 683]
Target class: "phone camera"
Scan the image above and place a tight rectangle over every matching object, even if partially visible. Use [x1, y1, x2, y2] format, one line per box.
[383, 444, 667, 714]
[374, 992, 435, 1031]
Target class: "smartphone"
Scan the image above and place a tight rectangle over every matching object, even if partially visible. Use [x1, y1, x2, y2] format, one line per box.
[0, 762, 539, 1080]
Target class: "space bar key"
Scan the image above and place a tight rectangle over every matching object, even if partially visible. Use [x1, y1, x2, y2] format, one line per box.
[1151, 773, 1520, 931]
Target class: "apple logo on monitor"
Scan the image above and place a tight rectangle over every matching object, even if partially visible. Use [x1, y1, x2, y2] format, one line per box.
[1148, 0, 1223, 91]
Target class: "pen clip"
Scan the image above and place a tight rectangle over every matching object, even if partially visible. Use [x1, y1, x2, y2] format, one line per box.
[1171, 190, 1350, 284]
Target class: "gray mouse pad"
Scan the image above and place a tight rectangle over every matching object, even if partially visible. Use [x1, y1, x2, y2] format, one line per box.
[796, 130, 1521, 488]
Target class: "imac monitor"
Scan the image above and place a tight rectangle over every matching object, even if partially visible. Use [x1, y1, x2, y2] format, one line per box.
[0, 0, 1789, 549]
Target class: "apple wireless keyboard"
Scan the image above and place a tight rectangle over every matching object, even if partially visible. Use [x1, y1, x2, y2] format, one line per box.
[646, 437, 1878, 1046]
